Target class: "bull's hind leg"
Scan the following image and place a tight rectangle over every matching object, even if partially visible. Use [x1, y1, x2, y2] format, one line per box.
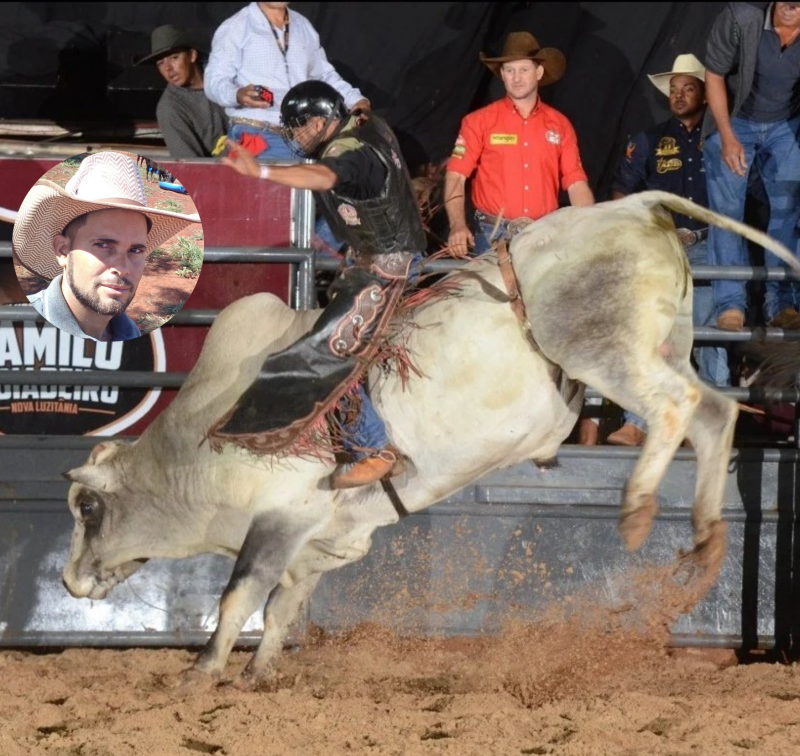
[680, 380, 737, 560]
[187, 511, 320, 685]
[589, 358, 701, 551]
[661, 297, 736, 564]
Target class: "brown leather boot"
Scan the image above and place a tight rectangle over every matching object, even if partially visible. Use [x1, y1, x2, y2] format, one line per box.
[332, 446, 405, 489]
[606, 423, 647, 447]
[716, 309, 745, 331]
[577, 418, 599, 445]
[769, 308, 800, 329]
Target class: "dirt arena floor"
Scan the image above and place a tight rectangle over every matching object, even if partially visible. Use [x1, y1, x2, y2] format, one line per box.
[3, 563, 800, 756]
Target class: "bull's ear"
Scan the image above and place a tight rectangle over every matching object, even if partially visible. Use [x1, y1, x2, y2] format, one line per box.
[88, 440, 127, 465]
[61, 465, 111, 491]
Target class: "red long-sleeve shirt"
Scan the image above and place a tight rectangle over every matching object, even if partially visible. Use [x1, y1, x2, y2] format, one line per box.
[447, 96, 588, 220]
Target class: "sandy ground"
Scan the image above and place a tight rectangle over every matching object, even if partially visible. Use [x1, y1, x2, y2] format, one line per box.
[3, 567, 800, 756]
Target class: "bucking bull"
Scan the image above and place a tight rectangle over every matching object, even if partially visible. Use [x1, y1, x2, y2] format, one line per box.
[62, 191, 800, 686]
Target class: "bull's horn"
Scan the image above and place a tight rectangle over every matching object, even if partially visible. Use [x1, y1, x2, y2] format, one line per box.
[62, 465, 111, 491]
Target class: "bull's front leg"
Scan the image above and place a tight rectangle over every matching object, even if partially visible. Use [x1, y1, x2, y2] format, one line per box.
[237, 529, 377, 688]
[233, 572, 323, 689]
[185, 512, 320, 685]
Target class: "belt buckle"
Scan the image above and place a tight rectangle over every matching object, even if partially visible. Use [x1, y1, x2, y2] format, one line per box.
[507, 217, 534, 238]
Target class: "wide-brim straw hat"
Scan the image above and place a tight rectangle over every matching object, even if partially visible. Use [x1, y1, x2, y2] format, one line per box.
[134, 24, 203, 66]
[480, 31, 566, 87]
[13, 151, 200, 280]
[647, 53, 706, 97]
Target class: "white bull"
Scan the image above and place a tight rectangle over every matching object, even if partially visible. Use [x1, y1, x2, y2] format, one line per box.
[62, 191, 798, 686]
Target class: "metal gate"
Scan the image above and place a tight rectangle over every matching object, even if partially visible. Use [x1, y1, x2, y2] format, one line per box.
[1, 152, 799, 653]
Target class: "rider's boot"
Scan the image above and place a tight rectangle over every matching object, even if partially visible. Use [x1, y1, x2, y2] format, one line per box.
[331, 445, 406, 489]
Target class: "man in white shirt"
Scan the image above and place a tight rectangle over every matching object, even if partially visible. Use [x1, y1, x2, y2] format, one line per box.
[205, 2, 369, 160]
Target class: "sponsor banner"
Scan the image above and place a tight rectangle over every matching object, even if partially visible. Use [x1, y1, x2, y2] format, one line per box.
[0, 321, 164, 435]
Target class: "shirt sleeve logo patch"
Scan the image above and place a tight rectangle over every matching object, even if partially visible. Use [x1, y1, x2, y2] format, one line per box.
[490, 133, 518, 145]
[451, 134, 468, 157]
[625, 141, 636, 160]
[655, 137, 680, 157]
[545, 130, 561, 145]
[337, 202, 361, 225]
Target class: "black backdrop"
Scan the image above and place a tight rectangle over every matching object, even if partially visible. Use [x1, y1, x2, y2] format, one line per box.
[0, 1, 731, 198]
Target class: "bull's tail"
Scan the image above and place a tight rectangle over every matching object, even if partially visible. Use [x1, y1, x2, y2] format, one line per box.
[634, 190, 800, 276]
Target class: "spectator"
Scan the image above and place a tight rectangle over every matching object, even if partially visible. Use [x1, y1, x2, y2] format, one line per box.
[135, 25, 229, 158]
[444, 31, 597, 443]
[205, 2, 370, 161]
[443, 31, 594, 259]
[703, 2, 800, 331]
[213, 81, 436, 489]
[607, 54, 731, 447]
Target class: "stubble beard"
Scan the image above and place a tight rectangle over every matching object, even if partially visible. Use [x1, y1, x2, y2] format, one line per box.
[66, 255, 135, 317]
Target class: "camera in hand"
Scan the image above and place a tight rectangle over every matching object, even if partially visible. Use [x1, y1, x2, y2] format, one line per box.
[252, 85, 274, 106]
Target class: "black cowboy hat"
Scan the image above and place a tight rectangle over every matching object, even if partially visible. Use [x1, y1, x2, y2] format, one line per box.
[133, 24, 203, 66]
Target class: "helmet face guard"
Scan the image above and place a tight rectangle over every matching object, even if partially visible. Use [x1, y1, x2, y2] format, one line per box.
[279, 110, 340, 158]
[280, 80, 349, 157]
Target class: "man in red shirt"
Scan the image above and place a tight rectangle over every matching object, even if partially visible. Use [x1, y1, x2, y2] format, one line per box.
[444, 31, 594, 258]
[444, 31, 598, 444]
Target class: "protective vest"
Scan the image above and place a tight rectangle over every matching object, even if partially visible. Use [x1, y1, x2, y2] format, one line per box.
[316, 115, 426, 257]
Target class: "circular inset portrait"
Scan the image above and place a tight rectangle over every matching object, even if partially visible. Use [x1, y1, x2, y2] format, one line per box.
[12, 150, 203, 341]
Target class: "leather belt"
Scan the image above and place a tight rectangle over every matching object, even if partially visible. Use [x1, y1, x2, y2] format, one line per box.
[230, 117, 282, 133]
[476, 209, 534, 238]
[475, 208, 507, 226]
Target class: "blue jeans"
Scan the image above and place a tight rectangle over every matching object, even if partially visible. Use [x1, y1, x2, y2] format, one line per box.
[705, 115, 800, 320]
[227, 122, 296, 161]
[622, 240, 730, 431]
[472, 215, 510, 256]
[341, 384, 391, 461]
[314, 216, 345, 257]
[340, 252, 424, 459]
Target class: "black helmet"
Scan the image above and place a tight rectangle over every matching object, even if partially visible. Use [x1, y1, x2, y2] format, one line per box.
[281, 80, 348, 129]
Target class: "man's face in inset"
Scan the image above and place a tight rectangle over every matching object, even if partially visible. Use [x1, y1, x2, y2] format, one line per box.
[55, 208, 148, 317]
[156, 49, 198, 88]
[668, 74, 706, 120]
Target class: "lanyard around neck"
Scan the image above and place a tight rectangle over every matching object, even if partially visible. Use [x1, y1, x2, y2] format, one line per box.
[267, 7, 290, 72]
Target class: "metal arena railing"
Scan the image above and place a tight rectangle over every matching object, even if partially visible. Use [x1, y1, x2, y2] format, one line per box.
[2, 241, 800, 409]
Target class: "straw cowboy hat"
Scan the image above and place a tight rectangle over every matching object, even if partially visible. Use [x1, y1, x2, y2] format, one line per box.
[647, 53, 706, 97]
[480, 31, 567, 87]
[13, 151, 200, 280]
[133, 24, 204, 66]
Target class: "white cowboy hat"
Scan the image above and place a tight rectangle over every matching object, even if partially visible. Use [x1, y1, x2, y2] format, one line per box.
[12, 151, 200, 280]
[647, 53, 706, 98]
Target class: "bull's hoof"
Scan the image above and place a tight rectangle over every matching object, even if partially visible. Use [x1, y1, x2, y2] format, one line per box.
[232, 667, 278, 692]
[671, 522, 728, 612]
[693, 520, 728, 572]
[533, 456, 559, 471]
[676, 521, 728, 581]
[618, 497, 658, 551]
[174, 667, 220, 694]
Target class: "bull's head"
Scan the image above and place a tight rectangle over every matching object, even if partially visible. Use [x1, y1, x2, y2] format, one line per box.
[61, 440, 148, 600]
